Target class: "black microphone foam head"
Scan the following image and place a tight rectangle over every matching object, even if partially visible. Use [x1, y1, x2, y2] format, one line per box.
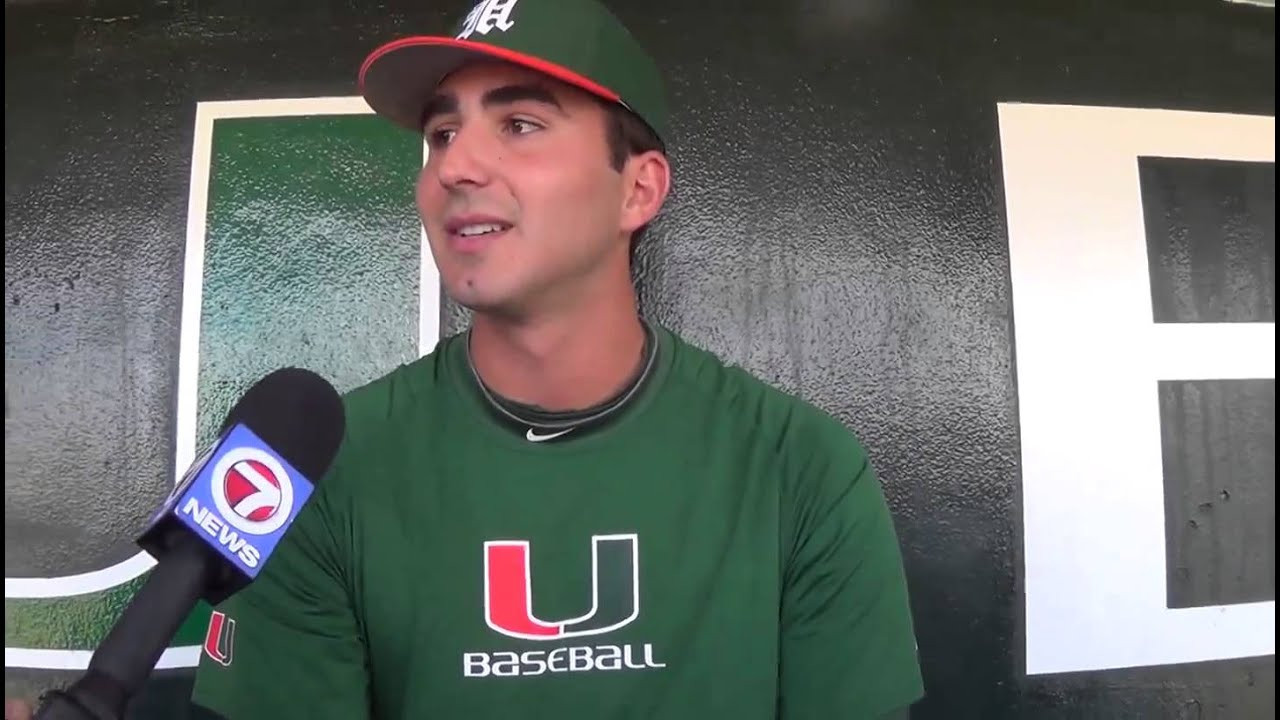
[136, 366, 347, 607]
[219, 367, 346, 485]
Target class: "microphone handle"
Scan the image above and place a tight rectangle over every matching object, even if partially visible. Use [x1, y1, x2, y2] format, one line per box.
[36, 534, 218, 720]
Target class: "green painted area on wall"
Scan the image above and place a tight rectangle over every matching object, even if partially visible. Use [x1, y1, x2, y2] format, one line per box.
[196, 113, 426, 441]
[5, 109, 426, 662]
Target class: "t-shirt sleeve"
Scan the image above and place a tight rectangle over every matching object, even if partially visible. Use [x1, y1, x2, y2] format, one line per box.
[189, 458, 370, 720]
[778, 425, 924, 719]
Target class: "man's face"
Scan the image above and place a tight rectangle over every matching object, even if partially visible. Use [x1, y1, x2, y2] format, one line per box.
[416, 61, 634, 319]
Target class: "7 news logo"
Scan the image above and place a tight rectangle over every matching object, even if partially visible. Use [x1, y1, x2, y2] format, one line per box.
[170, 423, 314, 578]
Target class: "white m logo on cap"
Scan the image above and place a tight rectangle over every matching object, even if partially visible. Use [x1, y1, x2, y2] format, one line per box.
[457, 0, 519, 39]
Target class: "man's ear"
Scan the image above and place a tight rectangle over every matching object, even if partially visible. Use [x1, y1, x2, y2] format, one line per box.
[620, 150, 671, 234]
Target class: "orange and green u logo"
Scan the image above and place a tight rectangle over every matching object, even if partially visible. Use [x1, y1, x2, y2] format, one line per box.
[201, 611, 235, 667]
[484, 534, 640, 641]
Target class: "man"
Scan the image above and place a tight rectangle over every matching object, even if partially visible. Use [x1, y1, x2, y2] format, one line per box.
[185, 0, 926, 717]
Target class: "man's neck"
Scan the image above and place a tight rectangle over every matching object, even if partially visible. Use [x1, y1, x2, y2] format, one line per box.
[467, 292, 647, 412]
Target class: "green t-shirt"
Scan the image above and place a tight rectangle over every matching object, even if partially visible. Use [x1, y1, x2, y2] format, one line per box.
[190, 325, 924, 719]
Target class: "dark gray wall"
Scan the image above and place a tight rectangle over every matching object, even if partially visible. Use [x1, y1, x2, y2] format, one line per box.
[5, 0, 1275, 717]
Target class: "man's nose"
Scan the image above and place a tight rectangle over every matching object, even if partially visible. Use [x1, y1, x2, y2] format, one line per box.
[433, 125, 493, 189]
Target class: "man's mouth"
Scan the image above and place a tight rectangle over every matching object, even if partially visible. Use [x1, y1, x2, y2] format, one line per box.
[454, 222, 511, 238]
[444, 215, 515, 249]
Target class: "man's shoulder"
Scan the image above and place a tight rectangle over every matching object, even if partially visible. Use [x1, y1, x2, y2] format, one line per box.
[662, 326, 868, 468]
[337, 331, 463, 440]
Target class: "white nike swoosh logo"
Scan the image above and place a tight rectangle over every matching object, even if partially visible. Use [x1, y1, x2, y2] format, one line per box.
[526, 427, 574, 443]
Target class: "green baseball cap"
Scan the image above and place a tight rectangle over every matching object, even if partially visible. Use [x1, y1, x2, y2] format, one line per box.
[358, 0, 668, 143]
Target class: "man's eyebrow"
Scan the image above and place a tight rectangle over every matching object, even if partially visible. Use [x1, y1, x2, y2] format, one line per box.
[419, 84, 566, 131]
[481, 84, 564, 112]
[420, 93, 458, 130]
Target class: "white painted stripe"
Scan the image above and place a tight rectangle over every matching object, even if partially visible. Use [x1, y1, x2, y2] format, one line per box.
[1150, 322, 1275, 380]
[419, 137, 442, 357]
[195, 96, 373, 120]
[174, 100, 215, 505]
[5, 645, 201, 670]
[4, 551, 157, 599]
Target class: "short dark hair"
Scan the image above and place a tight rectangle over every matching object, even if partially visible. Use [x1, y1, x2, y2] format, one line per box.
[600, 101, 665, 264]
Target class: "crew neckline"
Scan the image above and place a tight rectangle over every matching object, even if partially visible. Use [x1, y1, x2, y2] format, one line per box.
[443, 322, 676, 456]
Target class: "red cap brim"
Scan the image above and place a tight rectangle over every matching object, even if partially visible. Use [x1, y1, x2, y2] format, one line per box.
[358, 37, 622, 132]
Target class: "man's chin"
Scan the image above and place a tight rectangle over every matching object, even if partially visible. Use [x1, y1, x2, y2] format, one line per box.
[446, 281, 525, 320]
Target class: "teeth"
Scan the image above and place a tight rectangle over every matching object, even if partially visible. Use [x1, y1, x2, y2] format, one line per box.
[457, 223, 505, 237]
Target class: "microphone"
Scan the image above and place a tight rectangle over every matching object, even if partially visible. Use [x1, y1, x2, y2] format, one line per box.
[33, 367, 346, 720]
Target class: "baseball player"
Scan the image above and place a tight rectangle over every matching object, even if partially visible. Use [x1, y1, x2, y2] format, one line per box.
[187, 0, 926, 717]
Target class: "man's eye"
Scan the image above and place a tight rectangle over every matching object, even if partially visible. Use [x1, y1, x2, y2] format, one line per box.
[426, 128, 455, 147]
[507, 118, 541, 135]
